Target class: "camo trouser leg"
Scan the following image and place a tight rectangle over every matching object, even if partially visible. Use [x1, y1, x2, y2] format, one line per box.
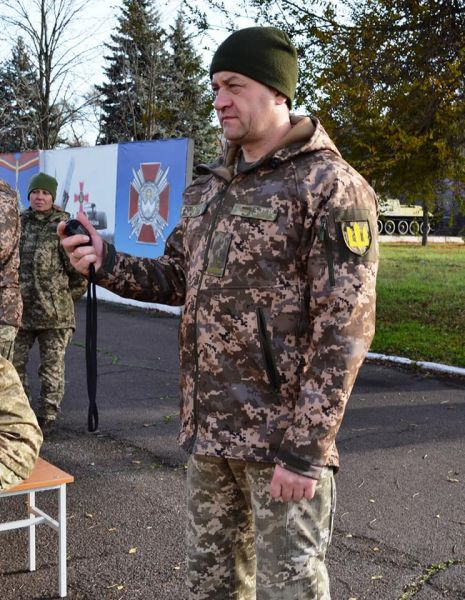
[0, 325, 18, 361]
[36, 328, 73, 420]
[187, 454, 256, 600]
[13, 328, 36, 400]
[13, 328, 73, 420]
[187, 454, 336, 600]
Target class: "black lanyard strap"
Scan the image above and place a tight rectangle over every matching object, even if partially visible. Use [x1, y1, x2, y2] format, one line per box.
[86, 263, 98, 432]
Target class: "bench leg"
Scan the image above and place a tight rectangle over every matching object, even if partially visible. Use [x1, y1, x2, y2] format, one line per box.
[58, 484, 67, 597]
[28, 491, 36, 572]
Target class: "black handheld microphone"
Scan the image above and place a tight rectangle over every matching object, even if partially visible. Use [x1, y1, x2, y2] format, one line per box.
[63, 218, 91, 244]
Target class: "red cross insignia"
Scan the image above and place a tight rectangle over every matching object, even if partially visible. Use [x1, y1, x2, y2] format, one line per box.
[74, 182, 89, 214]
[129, 162, 169, 244]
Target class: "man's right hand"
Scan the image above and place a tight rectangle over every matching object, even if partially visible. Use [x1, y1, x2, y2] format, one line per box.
[57, 212, 104, 276]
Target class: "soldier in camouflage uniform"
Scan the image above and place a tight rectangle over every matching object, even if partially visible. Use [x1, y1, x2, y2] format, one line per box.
[0, 179, 22, 361]
[60, 27, 378, 600]
[0, 356, 43, 490]
[13, 173, 87, 433]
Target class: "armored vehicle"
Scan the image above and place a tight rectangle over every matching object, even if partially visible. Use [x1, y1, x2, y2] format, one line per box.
[378, 198, 433, 235]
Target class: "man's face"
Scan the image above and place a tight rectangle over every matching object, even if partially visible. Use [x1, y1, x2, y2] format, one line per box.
[212, 71, 283, 146]
[29, 189, 53, 212]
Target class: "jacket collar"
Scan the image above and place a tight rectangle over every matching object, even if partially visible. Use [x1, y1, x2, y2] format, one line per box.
[197, 115, 341, 182]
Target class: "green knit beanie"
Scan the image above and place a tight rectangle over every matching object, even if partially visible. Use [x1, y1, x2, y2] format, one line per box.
[27, 172, 58, 200]
[210, 26, 298, 104]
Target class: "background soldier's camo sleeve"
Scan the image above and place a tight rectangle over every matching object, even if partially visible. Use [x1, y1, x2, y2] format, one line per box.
[0, 357, 43, 490]
[275, 170, 379, 480]
[0, 180, 22, 329]
[0, 183, 19, 267]
[95, 224, 187, 305]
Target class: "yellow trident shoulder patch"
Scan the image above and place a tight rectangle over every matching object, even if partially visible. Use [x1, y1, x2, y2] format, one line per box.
[341, 220, 372, 256]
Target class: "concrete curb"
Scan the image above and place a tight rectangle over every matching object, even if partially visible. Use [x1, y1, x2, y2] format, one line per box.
[379, 235, 464, 244]
[367, 351, 465, 377]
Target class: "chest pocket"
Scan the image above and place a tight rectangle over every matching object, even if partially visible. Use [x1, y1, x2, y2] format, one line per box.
[206, 231, 232, 277]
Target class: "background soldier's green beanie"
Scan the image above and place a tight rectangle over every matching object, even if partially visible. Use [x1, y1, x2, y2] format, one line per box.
[27, 172, 58, 200]
[209, 26, 298, 104]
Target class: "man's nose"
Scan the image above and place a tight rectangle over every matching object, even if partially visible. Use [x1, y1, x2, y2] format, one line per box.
[213, 88, 231, 110]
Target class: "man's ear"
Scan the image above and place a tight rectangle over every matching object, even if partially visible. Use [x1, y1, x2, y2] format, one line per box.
[274, 92, 289, 106]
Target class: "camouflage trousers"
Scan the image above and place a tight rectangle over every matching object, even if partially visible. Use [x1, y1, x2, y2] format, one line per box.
[13, 327, 73, 421]
[187, 455, 336, 600]
[0, 325, 18, 361]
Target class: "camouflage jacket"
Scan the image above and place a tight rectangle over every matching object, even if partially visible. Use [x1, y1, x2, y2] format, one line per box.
[0, 180, 22, 328]
[0, 357, 42, 490]
[97, 116, 379, 479]
[19, 207, 87, 330]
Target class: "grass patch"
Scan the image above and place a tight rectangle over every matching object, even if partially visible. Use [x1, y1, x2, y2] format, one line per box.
[372, 243, 465, 368]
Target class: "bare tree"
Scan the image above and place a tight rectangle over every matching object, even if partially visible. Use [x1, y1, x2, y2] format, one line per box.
[0, 0, 102, 148]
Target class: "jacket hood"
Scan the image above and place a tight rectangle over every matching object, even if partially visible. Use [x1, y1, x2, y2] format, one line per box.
[198, 115, 341, 181]
[275, 115, 341, 161]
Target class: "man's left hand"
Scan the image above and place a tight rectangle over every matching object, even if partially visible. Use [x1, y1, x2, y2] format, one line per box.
[269, 464, 316, 502]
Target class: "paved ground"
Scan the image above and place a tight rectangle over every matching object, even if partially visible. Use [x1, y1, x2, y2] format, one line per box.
[1, 300, 464, 600]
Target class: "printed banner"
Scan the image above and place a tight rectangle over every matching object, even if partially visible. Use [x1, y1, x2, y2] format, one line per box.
[41, 145, 118, 243]
[0, 151, 39, 210]
[115, 138, 193, 258]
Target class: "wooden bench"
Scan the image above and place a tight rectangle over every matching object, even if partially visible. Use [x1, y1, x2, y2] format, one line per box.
[0, 457, 74, 598]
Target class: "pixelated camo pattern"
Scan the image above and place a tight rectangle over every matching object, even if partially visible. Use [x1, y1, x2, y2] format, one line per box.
[0, 179, 22, 329]
[187, 455, 334, 599]
[19, 207, 87, 330]
[97, 116, 379, 479]
[0, 357, 42, 490]
[13, 327, 73, 419]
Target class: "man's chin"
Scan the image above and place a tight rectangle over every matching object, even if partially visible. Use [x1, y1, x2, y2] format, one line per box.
[222, 128, 244, 143]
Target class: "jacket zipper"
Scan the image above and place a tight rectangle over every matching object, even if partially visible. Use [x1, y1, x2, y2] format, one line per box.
[319, 215, 335, 287]
[256, 307, 281, 392]
[186, 187, 229, 453]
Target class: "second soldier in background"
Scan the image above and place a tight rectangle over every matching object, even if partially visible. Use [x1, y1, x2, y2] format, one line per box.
[13, 172, 87, 434]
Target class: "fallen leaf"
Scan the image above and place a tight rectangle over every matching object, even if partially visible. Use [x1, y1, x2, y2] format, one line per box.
[128, 547, 137, 554]
[107, 583, 125, 590]
[131, 460, 141, 465]
[85, 512, 93, 519]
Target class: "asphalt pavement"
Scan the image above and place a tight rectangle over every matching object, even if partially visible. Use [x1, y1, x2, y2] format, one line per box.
[1, 299, 464, 600]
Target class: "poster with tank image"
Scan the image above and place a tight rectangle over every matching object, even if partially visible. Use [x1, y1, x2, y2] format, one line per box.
[41, 144, 118, 245]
